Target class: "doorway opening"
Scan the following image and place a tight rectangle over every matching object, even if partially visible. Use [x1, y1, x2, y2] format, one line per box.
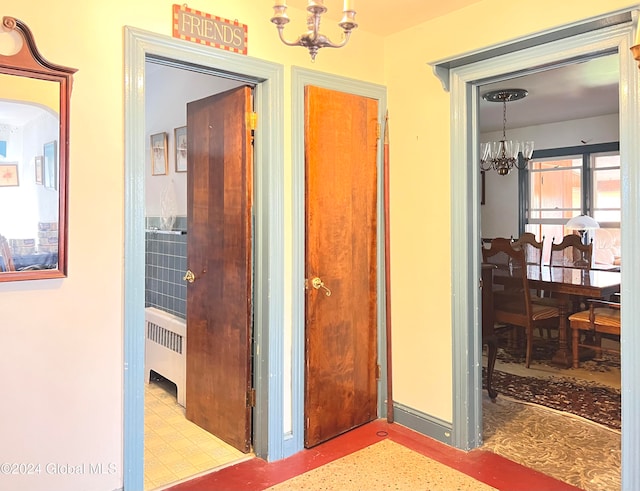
[475, 53, 622, 486]
[143, 59, 251, 490]
[124, 27, 286, 491]
[439, 10, 638, 486]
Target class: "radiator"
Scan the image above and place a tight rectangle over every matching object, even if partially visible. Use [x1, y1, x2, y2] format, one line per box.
[144, 307, 187, 407]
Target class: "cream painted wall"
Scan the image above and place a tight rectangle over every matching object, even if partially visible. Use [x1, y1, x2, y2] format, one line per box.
[382, 0, 636, 421]
[0, 2, 383, 490]
[0, 0, 636, 490]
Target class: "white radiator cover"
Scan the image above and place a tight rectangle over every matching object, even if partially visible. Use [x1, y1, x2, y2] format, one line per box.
[144, 307, 187, 407]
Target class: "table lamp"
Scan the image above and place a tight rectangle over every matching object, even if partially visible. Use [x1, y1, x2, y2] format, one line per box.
[565, 214, 599, 244]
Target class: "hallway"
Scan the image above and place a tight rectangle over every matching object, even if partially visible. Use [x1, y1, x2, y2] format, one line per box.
[163, 417, 590, 491]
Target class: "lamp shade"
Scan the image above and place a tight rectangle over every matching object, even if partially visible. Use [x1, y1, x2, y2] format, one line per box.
[565, 214, 600, 230]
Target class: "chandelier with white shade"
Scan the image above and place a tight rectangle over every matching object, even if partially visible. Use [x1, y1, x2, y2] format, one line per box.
[480, 89, 534, 176]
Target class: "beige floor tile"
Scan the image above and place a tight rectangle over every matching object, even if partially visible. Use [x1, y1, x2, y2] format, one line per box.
[144, 379, 247, 490]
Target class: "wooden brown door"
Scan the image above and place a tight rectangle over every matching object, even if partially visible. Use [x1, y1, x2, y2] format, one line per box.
[185, 85, 253, 453]
[304, 85, 379, 448]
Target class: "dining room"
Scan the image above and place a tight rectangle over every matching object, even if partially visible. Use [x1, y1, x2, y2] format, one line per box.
[479, 236, 621, 490]
[478, 49, 621, 378]
[476, 50, 622, 490]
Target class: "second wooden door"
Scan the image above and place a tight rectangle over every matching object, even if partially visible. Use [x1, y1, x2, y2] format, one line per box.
[304, 85, 380, 448]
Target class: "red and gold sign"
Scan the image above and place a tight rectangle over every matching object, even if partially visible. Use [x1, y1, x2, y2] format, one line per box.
[172, 4, 247, 55]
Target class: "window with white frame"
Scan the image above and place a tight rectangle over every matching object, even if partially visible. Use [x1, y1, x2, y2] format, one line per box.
[524, 143, 620, 266]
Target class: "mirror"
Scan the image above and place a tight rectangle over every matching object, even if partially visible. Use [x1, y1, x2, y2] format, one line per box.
[0, 16, 76, 281]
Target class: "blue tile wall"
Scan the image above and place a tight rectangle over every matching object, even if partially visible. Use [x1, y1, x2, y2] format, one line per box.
[145, 216, 187, 319]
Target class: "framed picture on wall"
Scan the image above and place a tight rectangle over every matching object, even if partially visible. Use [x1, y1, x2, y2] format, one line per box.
[0, 163, 19, 187]
[35, 156, 43, 185]
[43, 140, 58, 190]
[174, 126, 187, 173]
[150, 132, 168, 176]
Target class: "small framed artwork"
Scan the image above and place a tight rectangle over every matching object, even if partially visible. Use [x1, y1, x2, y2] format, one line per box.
[151, 132, 168, 176]
[35, 156, 43, 185]
[0, 163, 19, 187]
[43, 140, 58, 190]
[174, 126, 187, 173]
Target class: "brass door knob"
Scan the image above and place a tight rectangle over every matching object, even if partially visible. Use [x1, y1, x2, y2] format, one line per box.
[183, 269, 196, 283]
[311, 277, 331, 296]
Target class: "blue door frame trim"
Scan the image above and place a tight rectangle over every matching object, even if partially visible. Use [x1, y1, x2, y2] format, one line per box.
[124, 26, 284, 490]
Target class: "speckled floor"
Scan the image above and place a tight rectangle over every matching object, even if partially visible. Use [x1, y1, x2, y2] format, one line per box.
[265, 439, 498, 491]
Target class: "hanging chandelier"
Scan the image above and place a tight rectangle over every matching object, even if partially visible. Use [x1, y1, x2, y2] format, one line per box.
[480, 89, 534, 176]
[270, 1, 357, 61]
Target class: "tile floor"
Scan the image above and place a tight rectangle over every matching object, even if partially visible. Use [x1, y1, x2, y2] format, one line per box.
[144, 375, 250, 490]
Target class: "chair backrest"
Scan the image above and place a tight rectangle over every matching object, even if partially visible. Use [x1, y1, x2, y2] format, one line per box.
[512, 232, 544, 267]
[482, 237, 531, 314]
[0, 234, 15, 272]
[550, 234, 593, 269]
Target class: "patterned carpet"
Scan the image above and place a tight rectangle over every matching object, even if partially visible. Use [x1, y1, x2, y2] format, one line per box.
[482, 395, 620, 491]
[485, 332, 621, 429]
[485, 368, 620, 429]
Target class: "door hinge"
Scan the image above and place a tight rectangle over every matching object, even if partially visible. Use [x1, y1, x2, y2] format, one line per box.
[248, 111, 258, 130]
[376, 364, 381, 380]
[247, 388, 256, 407]
[376, 122, 381, 140]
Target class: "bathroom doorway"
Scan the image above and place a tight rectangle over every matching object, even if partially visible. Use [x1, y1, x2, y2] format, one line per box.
[124, 26, 286, 491]
[143, 61, 251, 489]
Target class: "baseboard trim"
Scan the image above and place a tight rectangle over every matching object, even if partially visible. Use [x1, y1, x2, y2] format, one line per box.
[390, 402, 453, 445]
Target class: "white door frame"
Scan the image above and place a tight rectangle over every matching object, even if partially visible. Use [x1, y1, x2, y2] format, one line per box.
[123, 27, 285, 490]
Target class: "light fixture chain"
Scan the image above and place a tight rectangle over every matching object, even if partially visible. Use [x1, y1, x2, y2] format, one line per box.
[502, 99, 507, 139]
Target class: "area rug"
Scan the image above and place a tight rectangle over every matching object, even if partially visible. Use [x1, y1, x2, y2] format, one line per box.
[265, 439, 497, 491]
[486, 368, 620, 429]
[482, 396, 620, 491]
[495, 334, 621, 373]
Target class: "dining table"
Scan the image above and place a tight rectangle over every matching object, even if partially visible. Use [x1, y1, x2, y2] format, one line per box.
[523, 265, 621, 368]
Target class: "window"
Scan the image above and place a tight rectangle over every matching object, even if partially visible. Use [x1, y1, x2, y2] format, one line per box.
[524, 143, 620, 266]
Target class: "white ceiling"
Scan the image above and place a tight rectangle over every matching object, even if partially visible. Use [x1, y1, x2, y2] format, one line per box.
[284, 1, 620, 132]
[0, 100, 48, 126]
[479, 54, 619, 133]
[284, 0, 485, 37]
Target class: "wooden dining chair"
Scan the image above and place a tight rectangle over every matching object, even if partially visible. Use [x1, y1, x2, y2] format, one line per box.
[511, 232, 557, 339]
[550, 234, 595, 313]
[550, 234, 593, 269]
[482, 237, 561, 368]
[568, 299, 620, 369]
[512, 232, 544, 267]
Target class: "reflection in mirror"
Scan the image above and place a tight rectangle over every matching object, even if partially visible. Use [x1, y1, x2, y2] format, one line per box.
[1, 77, 60, 273]
[0, 15, 76, 281]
